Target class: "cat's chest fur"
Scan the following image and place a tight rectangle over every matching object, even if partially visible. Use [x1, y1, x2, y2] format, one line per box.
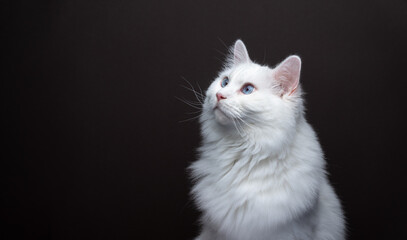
[191, 120, 325, 240]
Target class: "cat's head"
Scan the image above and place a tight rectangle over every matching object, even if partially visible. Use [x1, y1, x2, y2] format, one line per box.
[201, 40, 304, 138]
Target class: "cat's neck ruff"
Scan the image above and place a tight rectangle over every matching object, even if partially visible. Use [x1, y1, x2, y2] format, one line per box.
[199, 108, 305, 163]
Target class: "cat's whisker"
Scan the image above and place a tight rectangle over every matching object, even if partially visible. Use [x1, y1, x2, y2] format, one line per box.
[186, 110, 203, 115]
[176, 95, 202, 106]
[179, 85, 205, 104]
[184, 99, 203, 107]
[239, 114, 258, 124]
[235, 115, 252, 129]
[181, 77, 205, 104]
[182, 100, 202, 109]
[176, 97, 203, 110]
[227, 105, 246, 120]
[231, 118, 244, 137]
[222, 106, 247, 130]
[180, 83, 204, 97]
[235, 119, 246, 136]
[177, 78, 204, 122]
[234, 109, 261, 124]
[224, 104, 241, 114]
[226, 108, 246, 136]
[179, 113, 203, 123]
[196, 82, 204, 99]
[232, 113, 251, 131]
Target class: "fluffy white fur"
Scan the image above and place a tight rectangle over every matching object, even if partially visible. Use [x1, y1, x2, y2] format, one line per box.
[189, 40, 345, 240]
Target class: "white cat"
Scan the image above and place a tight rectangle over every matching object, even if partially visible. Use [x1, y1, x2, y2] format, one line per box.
[189, 40, 345, 240]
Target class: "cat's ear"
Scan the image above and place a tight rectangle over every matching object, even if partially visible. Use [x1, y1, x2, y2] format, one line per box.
[233, 40, 251, 65]
[273, 55, 301, 96]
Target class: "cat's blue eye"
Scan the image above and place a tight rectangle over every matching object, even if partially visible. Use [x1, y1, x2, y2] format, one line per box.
[241, 84, 255, 94]
[221, 77, 229, 88]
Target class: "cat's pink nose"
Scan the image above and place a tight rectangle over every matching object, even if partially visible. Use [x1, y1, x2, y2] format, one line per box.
[216, 92, 227, 101]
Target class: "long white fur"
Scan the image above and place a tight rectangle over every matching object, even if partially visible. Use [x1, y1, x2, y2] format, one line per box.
[189, 40, 345, 240]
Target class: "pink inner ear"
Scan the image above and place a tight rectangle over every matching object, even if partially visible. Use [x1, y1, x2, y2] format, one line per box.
[274, 56, 301, 95]
[233, 40, 250, 65]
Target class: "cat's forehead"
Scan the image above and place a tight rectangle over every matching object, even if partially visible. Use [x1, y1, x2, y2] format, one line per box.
[225, 63, 270, 84]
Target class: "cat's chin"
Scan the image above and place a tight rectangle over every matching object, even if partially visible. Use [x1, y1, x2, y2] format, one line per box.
[214, 108, 231, 125]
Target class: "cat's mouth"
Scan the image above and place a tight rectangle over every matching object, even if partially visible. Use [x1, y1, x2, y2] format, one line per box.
[213, 106, 222, 114]
[213, 106, 231, 123]
[213, 106, 226, 115]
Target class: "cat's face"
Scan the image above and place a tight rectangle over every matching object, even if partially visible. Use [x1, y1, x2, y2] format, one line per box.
[202, 40, 302, 131]
[206, 63, 277, 125]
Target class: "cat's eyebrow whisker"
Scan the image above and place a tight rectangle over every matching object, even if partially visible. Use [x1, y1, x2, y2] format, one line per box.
[214, 48, 228, 58]
[217, 37, 230, 52]
[214, 56, 226, 65]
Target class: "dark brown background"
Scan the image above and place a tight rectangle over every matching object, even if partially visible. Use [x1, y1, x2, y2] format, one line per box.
[2, 0, 407, 239]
